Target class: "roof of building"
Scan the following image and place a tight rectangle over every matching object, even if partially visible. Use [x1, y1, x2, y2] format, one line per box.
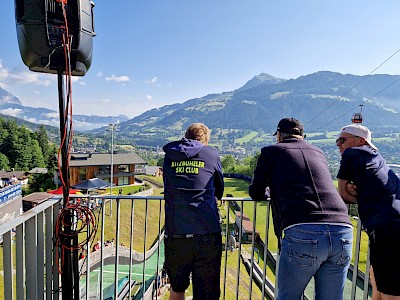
[22, 192, 54, 204]
[69, 153, 147, 167]
[29, 167, 48, 174]
[145, 166, 161, 175]
[0, 171, 27, 180]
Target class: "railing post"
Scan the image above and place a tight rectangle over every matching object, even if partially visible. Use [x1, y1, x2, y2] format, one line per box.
[26, 216, 38, 299]
[46, 206, 54, 300]
[222, 199, 230, 300]
[128, 199, 135, 299]
[248, 201, 257, 299]
[3, 231, 13, 299]
[236, 201, 244, 300]
[113, 198, 121, 300]
[262, 200, 271, 299]
[351, 217, 362, 300]
[363, 243, 371, 300]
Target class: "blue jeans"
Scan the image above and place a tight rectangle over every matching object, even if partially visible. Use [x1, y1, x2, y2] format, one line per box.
[276, 224, 353, 300]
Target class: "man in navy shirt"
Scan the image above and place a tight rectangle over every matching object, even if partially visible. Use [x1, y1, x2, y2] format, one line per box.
[163, 123, 224, 300]
[250, 118, 352, 300]
[337, 124, 400, 299]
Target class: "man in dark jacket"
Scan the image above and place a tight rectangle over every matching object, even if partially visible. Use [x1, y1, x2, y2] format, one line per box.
[249, 117, 352, 300]
[163, 123, 224, 300]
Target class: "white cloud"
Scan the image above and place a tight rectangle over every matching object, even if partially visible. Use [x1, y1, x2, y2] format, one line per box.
[10, 71, 52, 86]
[24, 117, 59, 127]
[105, 75, 130, 82]
[68, 77, 87, 86]
[34, 90, 40, 94]
[145, 95, 153, 100]
[76, 97, 112, 104]
[97, 71, 103, 77]
[0, 61, 10, 88]
[0, 61, 54, 89]
[42, 112, 59, 118]
[1, 60, 60, 88]
[146, 77, 158, 84]
[72, 97, 114, 115]
[0, 61, 8, 77]
[0, 108, 23, 117]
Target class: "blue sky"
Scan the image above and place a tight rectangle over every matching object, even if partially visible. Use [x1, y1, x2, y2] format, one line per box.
[1, 1, 400, 118]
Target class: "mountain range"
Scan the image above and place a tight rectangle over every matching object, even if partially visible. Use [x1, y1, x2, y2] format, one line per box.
[2, 71, 400, 150]
[0, 87, 129, 131]
[92, 71, 400, 148]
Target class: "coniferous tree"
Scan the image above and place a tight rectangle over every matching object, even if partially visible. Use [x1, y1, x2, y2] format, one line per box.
[11, 127, 33, 170]
[30, 139, 46, 168]
[33, 125, 52, 162]
[0, 153, 9, 170]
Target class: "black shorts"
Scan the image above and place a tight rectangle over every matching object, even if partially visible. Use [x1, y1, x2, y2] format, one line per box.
[369, 223, 400, 296]
[164, 232, 222, 300]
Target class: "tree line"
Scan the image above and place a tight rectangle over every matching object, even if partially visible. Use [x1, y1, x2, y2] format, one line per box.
[0, 118, 58, 193]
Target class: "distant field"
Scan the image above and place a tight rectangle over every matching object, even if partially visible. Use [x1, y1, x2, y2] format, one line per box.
[118, 144, 135, 151]
[223, 129, 359, 146]
[235, 131, 259, 144]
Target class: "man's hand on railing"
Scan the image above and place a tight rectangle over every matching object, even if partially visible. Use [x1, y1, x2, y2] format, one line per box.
[345, 182, 358, 197]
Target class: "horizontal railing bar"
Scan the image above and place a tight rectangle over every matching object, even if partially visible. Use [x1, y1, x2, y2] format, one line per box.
[69, 194, 255, 202]
[0, 198, 60, 235]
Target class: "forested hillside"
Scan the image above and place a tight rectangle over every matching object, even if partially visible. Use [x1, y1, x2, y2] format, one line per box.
[0, 118, 57, 193]
[0, 119, 56, 171]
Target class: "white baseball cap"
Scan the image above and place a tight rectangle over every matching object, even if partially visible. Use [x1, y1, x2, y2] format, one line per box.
[340, 124, 378, 150]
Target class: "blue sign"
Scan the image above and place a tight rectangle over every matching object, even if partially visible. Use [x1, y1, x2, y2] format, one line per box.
[0, 184, 22, 205]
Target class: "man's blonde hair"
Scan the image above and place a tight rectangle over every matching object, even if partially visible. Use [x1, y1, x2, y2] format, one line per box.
[185, 123, 210, 145]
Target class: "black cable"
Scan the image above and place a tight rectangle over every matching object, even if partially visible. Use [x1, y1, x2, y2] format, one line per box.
[313, 76, 400, 131]
[304, 47, 400, 128]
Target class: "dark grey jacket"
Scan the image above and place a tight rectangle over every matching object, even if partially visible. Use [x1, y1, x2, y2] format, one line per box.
[249, 138, 351, 240]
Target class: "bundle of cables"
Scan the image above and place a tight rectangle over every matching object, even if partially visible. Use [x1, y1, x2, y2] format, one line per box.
[52, 0, 98, 275]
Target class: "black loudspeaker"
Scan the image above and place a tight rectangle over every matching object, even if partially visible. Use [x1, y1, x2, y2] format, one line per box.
[15, 0, 96, 76]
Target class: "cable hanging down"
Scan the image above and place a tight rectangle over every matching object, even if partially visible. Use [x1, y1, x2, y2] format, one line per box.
[53, 1, 97, 276]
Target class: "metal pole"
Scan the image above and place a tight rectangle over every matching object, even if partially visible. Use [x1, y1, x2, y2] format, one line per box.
[58, 69, 74, 300]
[109, 124, 115, 216]
[109, 124, 113, 195]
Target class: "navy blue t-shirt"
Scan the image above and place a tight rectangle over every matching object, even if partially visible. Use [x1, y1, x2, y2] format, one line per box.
[337, 146, 400, 231]
[163, 138, 224, 235]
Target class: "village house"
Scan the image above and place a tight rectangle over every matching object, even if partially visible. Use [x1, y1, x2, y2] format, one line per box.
[55, 153, 147, 186]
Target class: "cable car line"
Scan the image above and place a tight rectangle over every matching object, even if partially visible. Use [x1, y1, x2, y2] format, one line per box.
[304, 47, 400, 128]
[313, 76, 400, 132]
[314, 104, 363, 131]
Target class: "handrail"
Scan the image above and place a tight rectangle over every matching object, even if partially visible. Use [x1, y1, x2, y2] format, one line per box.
[0, 194, 372, 299]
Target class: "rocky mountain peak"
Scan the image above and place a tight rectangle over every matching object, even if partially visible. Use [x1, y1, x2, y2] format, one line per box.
[0, 87, 22, 105]
[238, 73, 287, 91]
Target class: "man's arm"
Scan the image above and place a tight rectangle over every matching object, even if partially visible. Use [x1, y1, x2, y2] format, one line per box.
[214, 156, 224, 199]
[249, 150, 270, 201]
[338, 179, 358, 204]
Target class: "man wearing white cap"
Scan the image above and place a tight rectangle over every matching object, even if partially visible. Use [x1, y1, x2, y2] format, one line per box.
[336, 124, 400, 299]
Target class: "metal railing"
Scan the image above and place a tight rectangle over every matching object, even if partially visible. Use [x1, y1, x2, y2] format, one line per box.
[0, 197, 60, 300]
[0, 195, 371, 299]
